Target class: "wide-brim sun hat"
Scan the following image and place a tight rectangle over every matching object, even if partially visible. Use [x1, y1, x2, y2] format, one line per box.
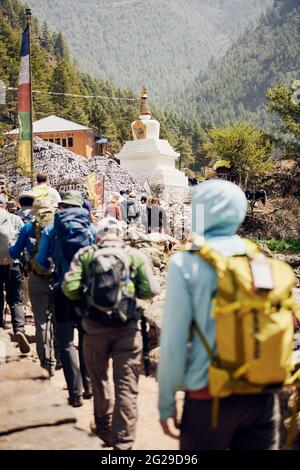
[16, 190, 36, 205]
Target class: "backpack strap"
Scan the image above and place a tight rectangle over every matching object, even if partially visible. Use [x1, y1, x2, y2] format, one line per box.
[192, 320, 219, 365]
[187, 235, 227, 276]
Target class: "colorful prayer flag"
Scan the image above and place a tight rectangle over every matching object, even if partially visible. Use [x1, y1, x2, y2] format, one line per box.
[17, 24, 32, 176]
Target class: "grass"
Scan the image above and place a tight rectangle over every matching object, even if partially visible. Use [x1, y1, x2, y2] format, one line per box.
[253, 238, 300, 254]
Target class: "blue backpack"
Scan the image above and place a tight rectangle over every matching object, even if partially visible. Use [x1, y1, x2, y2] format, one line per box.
[54, 208, 94, 269]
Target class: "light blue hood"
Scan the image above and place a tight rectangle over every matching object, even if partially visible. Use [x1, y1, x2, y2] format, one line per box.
[192, 179, 247, 238]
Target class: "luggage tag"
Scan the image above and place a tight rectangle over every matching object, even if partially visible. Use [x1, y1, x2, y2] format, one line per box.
[250, 255, 274, 291]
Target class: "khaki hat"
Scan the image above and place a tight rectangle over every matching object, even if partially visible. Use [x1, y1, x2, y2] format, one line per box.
[59, 191, 83, 207]
[32, 198, 54, 214]
[111, 193, 120, 203]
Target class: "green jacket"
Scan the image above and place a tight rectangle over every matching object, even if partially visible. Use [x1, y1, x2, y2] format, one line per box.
[62, 238, 160, 301]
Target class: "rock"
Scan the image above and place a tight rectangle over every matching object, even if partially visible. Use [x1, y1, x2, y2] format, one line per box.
[0, 424, 100, 450]
[0, 328, 20, 364]
[0, 360, 49, 382]
[274, 254, 300, 267]
[0, 379, 75, 434]
[0, 138, 148, 202]
[144, 300, 164, 334]
[149, 347, 160, 374]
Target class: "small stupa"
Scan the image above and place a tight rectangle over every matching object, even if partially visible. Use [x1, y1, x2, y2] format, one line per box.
[116, 86, 188, 201]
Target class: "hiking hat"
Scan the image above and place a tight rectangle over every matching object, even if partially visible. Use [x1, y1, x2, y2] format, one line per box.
[16, 190, 36, 206]
[59, 191, 83, 207]
[111, 193, 120, 203]
[96, 217, 124, 239]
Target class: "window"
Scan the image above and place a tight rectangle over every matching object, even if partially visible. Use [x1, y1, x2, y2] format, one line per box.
[62, 138, 67, 147]
[68, 137, 73, 147]
[48, 138, 54, 143]
[55, 138, 61, 145]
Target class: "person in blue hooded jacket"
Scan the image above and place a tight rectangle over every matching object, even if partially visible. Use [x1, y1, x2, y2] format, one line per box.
[158, 180, 280, 450]
[36, 191, 95, 407]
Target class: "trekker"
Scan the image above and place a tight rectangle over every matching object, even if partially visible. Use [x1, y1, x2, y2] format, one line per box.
[126, 192, 140, 224]
[16, 191, 35, 224]
[32, 171, 61, 205]
[105, 194, 123, 220]
[36, 191, 93, 407]
[147, 198, 167, 234]
[9, 198, 56, 375]
[120, 191, 128, 222]
[159, 180, 286, 450]
[6, 200, 18, 214]
[62, 217, 160, 450]
[119, 190, 126, 203]
[140, 196, 148, 232]
[0, 195, 30, 353]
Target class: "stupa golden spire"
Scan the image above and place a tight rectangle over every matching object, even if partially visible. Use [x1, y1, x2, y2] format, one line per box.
[140, 85, 151, 116]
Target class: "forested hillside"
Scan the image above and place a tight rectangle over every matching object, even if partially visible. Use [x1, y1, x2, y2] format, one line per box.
[0, 0, 205, 159]
[174, 0, 300, 126]
[21, 0, 272, 102]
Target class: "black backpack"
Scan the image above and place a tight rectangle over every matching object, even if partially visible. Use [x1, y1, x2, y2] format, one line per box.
[84, 246, 138, 326]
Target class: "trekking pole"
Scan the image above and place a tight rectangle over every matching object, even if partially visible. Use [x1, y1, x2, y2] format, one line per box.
[4, 264, 12, 330]
[43, 276, 55, 378]
[3, 291, 9, 330]
[140, 313, 150, 377]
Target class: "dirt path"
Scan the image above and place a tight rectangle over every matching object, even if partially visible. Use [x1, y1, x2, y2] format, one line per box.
[52, 366, 182, 450]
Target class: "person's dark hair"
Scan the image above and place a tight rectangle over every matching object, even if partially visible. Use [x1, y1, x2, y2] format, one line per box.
[125, 189, 131, 195]
[19, 197, 34, 207]
[120, 190, 126, 196]
[141, 196, 147, 203]
[36, 171, 48, 184]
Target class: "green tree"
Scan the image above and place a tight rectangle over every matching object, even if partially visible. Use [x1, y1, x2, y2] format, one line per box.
[175, 137, 194, 173]
[53, 32, 69, 60]
[267, 79, 300, 162]
[204, 122, 274, 189]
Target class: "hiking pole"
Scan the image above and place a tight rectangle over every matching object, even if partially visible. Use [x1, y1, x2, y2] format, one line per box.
[3, 291, 9, 330]
[140, 313, 150, 377]
[43, 275, 55, 378]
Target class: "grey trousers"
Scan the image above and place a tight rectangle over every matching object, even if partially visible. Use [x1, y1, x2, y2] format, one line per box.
[29, 273, 56, 374]
[180, 393, 281, 450]
[83, 324, 142, 450]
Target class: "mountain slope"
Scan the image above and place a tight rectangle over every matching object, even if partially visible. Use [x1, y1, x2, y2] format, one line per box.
[0, 0, 206, 165]
[174, 0, 300, 125]
[22, 0, 272, 102]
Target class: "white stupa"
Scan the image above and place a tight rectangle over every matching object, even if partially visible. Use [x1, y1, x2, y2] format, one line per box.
[116, 86, 188, 201]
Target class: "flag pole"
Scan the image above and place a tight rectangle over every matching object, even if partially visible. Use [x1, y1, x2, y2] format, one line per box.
[25, 8, 34, 188]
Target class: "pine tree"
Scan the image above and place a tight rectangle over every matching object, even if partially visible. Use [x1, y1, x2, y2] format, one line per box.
[54, 32, 69, 60]
[40, 22, 53, 53]
[267, 79, 300, 163]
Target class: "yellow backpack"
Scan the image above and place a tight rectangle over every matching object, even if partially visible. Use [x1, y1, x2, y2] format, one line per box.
[187, 236, 300, 402]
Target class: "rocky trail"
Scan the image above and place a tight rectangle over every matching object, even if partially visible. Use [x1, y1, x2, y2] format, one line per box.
[0, 287, 299, 450]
